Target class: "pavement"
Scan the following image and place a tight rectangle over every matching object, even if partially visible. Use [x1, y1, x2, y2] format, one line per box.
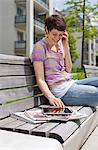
[80, 124, 98, 150]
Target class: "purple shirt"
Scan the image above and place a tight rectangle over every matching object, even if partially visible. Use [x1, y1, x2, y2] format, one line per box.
[31, 38, 72, 87]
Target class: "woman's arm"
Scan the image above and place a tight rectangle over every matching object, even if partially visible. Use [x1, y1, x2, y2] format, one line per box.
[62, 32, 72, 73]
[33, 61, 65, 108]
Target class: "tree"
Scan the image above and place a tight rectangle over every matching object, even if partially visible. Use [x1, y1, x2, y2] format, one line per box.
[68, 30, 80, 63]
[64, 0, 98, 66]
[64, 0, 98, 39]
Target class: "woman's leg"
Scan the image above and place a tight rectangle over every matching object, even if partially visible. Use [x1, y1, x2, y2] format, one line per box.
[61, 82, 98, 107]
[75, 77, 98, 87]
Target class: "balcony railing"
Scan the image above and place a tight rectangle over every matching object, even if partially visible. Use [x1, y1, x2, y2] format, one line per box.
[15, 41, 26, 49]
[15, 15, 26, 24]
[15, 0, 26, 5]
[34, 18, 45, 29]
[35, 15, 45, 24]
[35, 0, 49, 10]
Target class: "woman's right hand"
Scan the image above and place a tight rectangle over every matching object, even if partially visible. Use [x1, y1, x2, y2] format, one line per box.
[48, 96, 65, 108]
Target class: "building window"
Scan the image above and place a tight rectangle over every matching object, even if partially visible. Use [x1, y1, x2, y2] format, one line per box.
[84, 42, 88, 52]
[17, 31, 24, 41]
[96, 39, 98, 43]
[91, 53, 94, 61]
[17, 7, 23, 16]
[91, 43, 94, 50]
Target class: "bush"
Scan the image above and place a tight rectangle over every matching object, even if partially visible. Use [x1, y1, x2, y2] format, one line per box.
[72, 65, 85, 80]
[72, 72, 85, 80]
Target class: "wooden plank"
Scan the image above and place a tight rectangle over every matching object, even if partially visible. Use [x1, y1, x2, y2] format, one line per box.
[15, 123, 40, 134]
[0, 54, 31, 65]
[0, 119, 25, 131]
[83, 64, 98, 77]
[0, 117, 16, 126]
[31, 122, 59, 137]
[49, 107, 95, 144]
[0, 64, 33, 76]
[0, 97, 35, 119]
[0, 75, 36, 89]
[0, 86, 41, 103]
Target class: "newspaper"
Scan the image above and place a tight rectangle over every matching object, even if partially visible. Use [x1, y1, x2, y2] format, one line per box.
[11, 106, 88, 124]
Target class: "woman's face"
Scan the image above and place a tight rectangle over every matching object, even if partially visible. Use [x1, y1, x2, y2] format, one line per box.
[47, 29, 64, 45]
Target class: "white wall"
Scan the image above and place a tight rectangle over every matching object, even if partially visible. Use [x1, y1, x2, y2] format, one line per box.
[0, 0, 17, 55]
[49, 0, 53, 15]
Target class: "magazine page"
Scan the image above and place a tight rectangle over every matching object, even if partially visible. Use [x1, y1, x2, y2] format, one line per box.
[11, 109, 50, 124]
[24, 109, 51, 121]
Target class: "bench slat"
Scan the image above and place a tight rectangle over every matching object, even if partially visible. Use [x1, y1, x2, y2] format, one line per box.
[15, 123, 40, 134]
[0, 119, 25, 131]
[0, 97, 36, 119]
[0, 54, 31, 65]
[31, 122, 59, 137]
[0, 86, 41, 103]
[0, 64, 33, 76]
[0, 117, 16, 126]
[0, 76, 36, 89]
[83, 64, 98, 77]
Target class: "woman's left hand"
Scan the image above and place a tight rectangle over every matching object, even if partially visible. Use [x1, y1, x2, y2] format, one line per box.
[62, 31, 69, 43]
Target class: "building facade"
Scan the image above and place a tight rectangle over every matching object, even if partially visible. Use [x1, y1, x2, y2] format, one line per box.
[0, 0, 53, 57]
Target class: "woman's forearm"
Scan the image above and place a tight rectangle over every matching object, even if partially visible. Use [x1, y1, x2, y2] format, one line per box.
[37, 79, 65, 107]
[37, 79, 56, 100]
[64, 45, 72, 73]
[62, 32, 72, 73]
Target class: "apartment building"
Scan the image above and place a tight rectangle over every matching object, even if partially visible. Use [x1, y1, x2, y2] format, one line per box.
[0, 0, 53, 57]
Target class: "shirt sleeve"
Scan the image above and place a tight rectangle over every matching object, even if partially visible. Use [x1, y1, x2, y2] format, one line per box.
[31, 43, 45, 62]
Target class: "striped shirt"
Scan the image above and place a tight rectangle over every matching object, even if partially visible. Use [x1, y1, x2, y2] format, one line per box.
[31, 37, 74, 98]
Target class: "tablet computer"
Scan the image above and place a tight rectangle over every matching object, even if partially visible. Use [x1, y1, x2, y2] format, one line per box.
[39, 105, 72, 116]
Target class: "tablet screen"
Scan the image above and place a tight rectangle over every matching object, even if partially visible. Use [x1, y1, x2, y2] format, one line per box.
[40, 106, 72, 115]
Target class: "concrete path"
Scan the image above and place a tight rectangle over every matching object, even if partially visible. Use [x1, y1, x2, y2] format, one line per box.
[80, 125, 98, 150]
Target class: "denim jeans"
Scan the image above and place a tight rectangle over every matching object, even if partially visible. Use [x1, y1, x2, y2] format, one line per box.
[61, 77, 98, 107]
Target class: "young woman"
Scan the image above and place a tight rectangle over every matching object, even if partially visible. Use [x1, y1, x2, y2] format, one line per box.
[31, 14, 98, 108]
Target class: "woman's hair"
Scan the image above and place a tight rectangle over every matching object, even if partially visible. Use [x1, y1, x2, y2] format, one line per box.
[45, 14, 66, 32]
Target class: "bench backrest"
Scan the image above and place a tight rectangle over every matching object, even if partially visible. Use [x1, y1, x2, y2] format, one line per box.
[0, 54, 48, 119]
[83, 64, 98, 78]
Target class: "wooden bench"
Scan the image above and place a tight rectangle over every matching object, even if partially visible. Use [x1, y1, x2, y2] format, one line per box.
[83, 64, 98, 78]
[0, 54, 98, 150]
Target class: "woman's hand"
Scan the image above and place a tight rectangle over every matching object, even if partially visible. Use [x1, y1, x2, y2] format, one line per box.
[62, 31, 69, 44]
[48, 96, 65, 108]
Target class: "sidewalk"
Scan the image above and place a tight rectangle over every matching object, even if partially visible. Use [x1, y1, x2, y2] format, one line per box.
[80, 124, 98, 150]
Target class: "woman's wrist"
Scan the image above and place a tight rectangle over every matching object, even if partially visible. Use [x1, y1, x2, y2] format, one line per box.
[48, 95, 56, 101]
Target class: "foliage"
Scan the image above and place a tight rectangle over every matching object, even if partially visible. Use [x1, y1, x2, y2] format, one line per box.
[72, 65, 84, 72]
[68, 30, 80, 63]
[64, 0, 98, 39]
[72, 65, 85, 80]
[72, 72, 85, 80]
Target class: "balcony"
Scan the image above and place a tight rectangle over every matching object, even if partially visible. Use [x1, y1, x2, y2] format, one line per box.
[34, 0, 49, 13]
[15, 15, 26, 30]
[15, 15, 26, 23]
[15, 41, 26, 56]
[34, 18, 45, 34]
[15, 0, 26, 7]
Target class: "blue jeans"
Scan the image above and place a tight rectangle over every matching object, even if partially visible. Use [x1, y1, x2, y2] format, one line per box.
[61, 77, 98, 107]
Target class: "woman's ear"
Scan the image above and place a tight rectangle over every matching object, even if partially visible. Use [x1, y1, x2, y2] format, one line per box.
[45, 26, 48, 34]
